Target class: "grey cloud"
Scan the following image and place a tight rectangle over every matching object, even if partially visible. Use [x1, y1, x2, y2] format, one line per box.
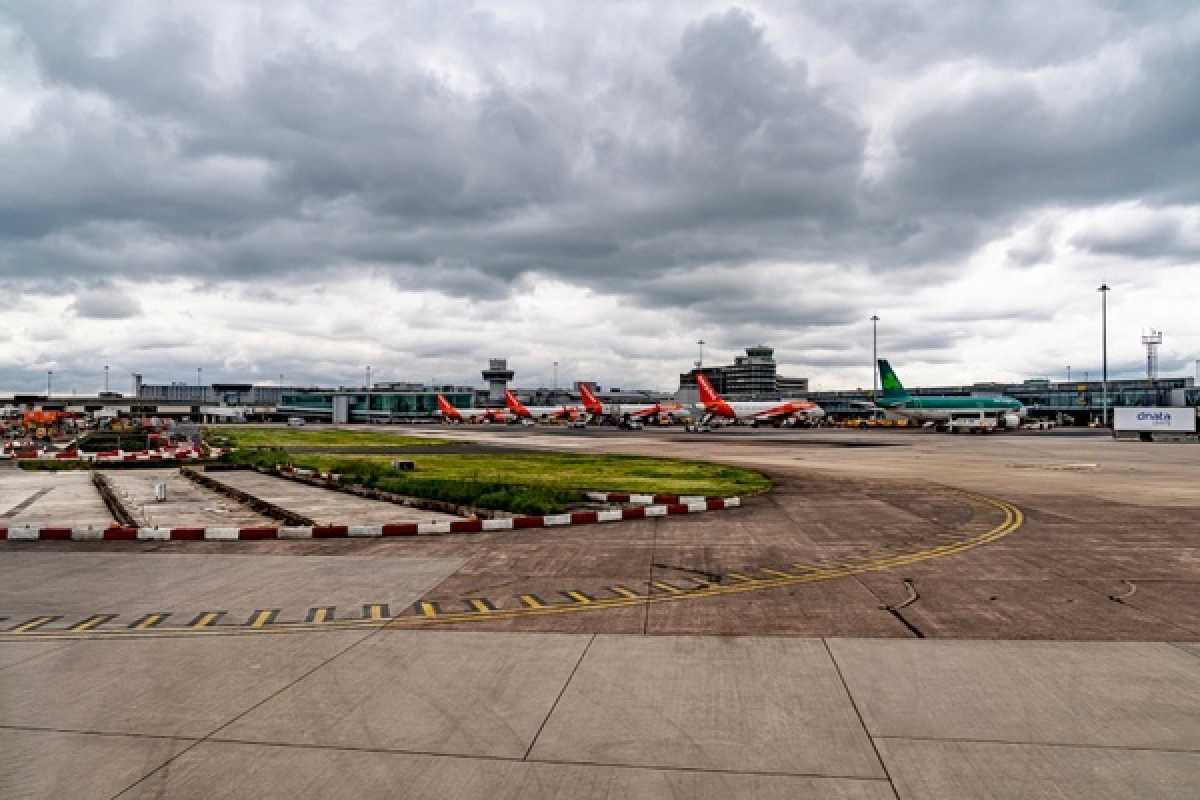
[1070, 212, 1200, 260]
[0, 1, 1196, 391]
[69, 286, 141, 319]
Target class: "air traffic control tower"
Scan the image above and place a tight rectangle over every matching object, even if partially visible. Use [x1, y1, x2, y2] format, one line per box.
[482, 358, 514, 405]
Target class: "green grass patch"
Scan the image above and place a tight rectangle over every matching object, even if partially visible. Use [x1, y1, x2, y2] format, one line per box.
[206, 426, 448, 449]
[225, 449, 769, 515]
[17, 460, 91, 471]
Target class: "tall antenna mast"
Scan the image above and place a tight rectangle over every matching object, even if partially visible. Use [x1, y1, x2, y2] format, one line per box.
[1142, 329, 1163, 380]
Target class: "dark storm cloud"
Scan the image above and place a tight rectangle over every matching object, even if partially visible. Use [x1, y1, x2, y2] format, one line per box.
[0, 3, 866, 300]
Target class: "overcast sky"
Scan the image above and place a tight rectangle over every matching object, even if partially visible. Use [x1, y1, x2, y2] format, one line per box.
[2, 1, 1198, 394]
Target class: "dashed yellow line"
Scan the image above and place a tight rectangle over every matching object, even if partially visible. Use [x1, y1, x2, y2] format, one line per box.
[1, 491, 1023, 641]
[71, 614, 116, 632]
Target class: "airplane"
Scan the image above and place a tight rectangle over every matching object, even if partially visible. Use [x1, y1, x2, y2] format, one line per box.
[504, 389, 582, 422]
[435, 393, 510, 424]
[578, 383, 690, 426]
[875, 359, 1025, 431]
[693, 373, 825, 430]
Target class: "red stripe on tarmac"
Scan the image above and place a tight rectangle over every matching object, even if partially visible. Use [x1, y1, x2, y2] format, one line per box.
[622, 507, 646, 520]
[40, 528, 72, 540]
[570, 511, 598, 525]
[607, 493, 630, 502]
[706, 498, 727, 510]
[238, 527, 279, 540]
[0, 528, 7, 539]
[653, 495, 681, 504]
[512, 516, 544, 529]
[170, 528, 206, 541]
[103, 527, 139, 540]
[665, 503, 690, 515]
[449, 519, 484, 533]
[382, 523, 418, 536]
[312, 526, 349, 538]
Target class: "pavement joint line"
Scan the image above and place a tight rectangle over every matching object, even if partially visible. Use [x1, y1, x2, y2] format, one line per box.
[821, 638, 897, 791]
[868, 734, 1200, 755]
[0, 491, 1023, 640]
[523, 634, 595, 761]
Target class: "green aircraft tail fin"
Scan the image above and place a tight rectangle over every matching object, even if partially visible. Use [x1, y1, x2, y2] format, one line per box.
[877, 359, 910, 400]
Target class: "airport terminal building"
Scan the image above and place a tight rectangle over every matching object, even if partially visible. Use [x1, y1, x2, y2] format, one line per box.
[677, 346, 809, 403]
[810, 376, 1198, 425]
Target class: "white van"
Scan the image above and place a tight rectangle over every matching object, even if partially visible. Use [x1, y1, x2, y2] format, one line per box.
[287, 417, 306, 427]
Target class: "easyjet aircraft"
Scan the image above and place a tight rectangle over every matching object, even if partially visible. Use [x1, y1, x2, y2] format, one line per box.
[436, 393, 510, 424]
[693, 373, 825, 429]
[578, 383, 690, 425]
[504, 389, 581, 421]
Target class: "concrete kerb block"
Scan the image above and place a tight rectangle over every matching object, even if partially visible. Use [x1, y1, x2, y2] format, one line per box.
[7, 527, 40, 541]
[71, 528, 105, 541]
[482, 518, 515, 531]
[137, 528, 171, 541]
[278, 526, 314, 539]
[204, 528, 240, 541]
[542, 514, 572, 526]
[417, 521, 453, 535]
[686, 501, 708, 513]
[644, 505, 668, 517]
[630, 494, 655, 505]
[596, 510, 624, 523]
[348, 525, 383, 538]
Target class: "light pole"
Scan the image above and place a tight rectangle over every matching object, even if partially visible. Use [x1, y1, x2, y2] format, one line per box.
[1098, 283, 1110, 427]
[1066, 365, 1071, 383]
[870, 315, 880, 398]
[553, 361, 558, 391]
[104, 365, 110, 393]
[365, 366, 372, 424]
[46, 370, 53, 396]
[696, 340, 705, 368]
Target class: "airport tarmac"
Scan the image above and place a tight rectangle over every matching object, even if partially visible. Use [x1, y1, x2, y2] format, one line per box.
[0, 469, 113, 528]
[2, 426, 1198, 797]
[208, 469, 461, 525]
[105, 469, 274, 528]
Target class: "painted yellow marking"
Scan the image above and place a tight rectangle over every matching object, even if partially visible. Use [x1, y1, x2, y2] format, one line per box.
[71, 615, 116, 632]
[248, 610, 276, 629]
[132, 613, 167, 630]
[791, 563, 820, 572]
[13, 616, 58, 633]
[608, 585, 642, 599]
[469, 599, 495, 613]
[310, 608, 330, 624]
[520, 594, 545, 609]
[191, 612, 223, 628]
[0, 492, 1024, 641]
[651, 580, 684, 594]
[759, 568, 794, 579]
[363, 604, 388, 620]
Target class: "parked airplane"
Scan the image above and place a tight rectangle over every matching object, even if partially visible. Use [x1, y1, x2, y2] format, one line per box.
[875, 360, 1025, 431]
[578, 384, 690, 425]
[436, 393, 509, 424]
[693, 374, 825, 429]
[504, 389, 581, 422]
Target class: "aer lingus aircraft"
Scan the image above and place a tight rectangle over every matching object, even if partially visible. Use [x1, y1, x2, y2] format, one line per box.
[876, 360, 1025, 431]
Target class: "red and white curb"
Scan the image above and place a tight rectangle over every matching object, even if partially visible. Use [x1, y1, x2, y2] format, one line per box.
[0, 496, 741, 542]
